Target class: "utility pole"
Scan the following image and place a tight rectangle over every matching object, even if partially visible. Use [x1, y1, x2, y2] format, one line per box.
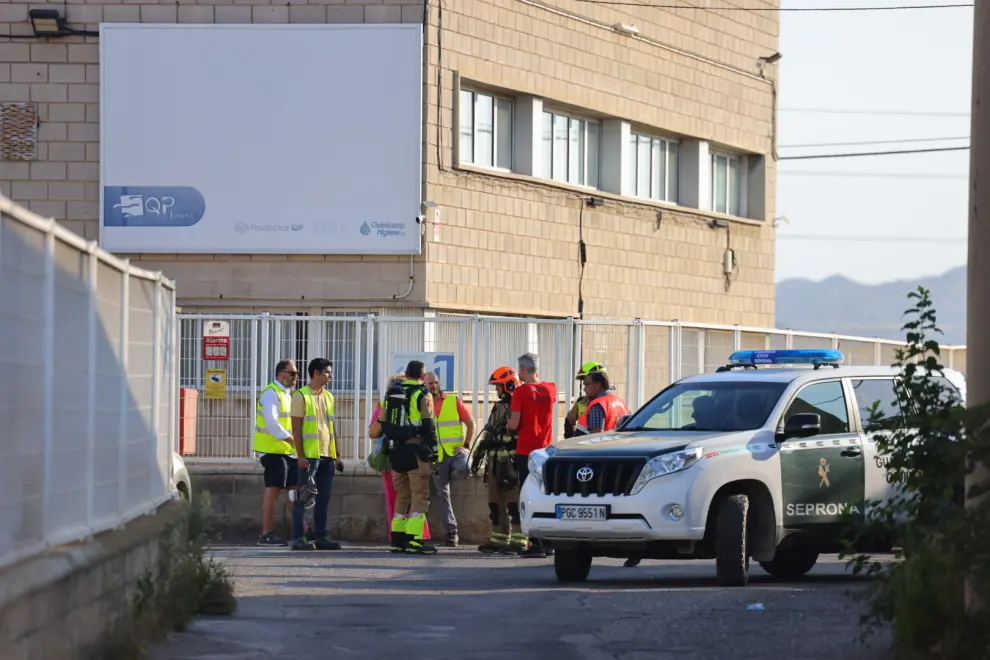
[965, 0, 989, 613]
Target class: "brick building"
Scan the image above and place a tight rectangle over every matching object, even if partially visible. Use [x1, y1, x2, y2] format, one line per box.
[0, 0, 780, 326]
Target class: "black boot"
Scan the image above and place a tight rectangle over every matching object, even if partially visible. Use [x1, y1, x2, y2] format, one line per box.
[390, 531, 408, 553]
[446, 530, 459, 547]
[405, 537, 439, 555]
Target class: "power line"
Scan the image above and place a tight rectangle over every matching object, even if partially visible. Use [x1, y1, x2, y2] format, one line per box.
[780, 136, 969, 148]
[779, 145, 969, 160]
[779, 108, 970, 117]
[779, 170, 967, 179]
[776, 234, 966, 244]
[572, 0, 972, 10]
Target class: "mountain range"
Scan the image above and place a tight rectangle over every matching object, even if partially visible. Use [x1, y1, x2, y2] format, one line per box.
[774, 266, 967, 346]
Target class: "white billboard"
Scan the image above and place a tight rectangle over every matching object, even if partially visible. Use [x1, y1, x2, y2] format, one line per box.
[99, 24, 423, 255]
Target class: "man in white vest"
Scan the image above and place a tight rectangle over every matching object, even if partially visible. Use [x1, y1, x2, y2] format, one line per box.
[253, 359, 299, 546]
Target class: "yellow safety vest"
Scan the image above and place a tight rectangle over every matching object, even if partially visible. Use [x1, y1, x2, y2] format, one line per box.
[253, 383, 293, 455]
[435, 394, 465, 462]
[576, 397, 588, 418]
[296, 386, 336, 459]
[403, 380, 426, 430]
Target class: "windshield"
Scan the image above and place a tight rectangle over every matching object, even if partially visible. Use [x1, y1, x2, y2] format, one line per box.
[622, 380, 788, 432]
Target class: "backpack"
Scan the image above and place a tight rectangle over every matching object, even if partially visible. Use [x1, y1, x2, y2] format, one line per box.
[380, 382, 426, 444]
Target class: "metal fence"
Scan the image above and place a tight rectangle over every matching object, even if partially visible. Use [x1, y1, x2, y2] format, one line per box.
[0, 195, 177, 570]
[177, 312, 968, 463]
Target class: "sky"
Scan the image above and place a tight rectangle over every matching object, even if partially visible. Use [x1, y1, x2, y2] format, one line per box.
[774, 0, 974, 284]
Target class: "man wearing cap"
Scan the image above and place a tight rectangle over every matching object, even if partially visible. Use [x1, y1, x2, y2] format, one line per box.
[564, 361, 606, 439]
[424, 371, 475, 547]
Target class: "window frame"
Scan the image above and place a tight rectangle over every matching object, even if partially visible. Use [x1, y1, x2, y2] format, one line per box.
[778, 379, 855, 436]
[457, 87, 515, 172]
[629, 130, 680, 204]
[711, 151, 745, 217]
[538, 107, 601, 190]
[850, 377, 906, 431]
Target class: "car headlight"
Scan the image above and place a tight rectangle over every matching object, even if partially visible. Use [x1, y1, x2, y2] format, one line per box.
[528, 448, 549, 494]
[629, 447, 703, 495]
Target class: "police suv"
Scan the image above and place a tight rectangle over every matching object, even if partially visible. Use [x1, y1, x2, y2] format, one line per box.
[519, 349, 966, 586]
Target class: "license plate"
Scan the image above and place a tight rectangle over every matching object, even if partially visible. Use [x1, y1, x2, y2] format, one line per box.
[555, 504, 608, 521]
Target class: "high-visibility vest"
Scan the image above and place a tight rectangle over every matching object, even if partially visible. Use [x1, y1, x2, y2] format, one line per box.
[403, 380, 427, 429]
[296, 386, 336, 459]
[253, 383, 293, 455]
[576, 393, 630, 434]
[576, 397, 588, 418]
[435, 394, 465, 462]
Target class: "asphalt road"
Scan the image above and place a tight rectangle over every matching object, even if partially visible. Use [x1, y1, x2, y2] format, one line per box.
[150, 545, 893, 660]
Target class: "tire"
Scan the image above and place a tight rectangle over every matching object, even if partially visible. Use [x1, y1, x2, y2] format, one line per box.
[715, 494, 750, 586]
[759, 550, 819, 579]
[554, 549, 592, 583]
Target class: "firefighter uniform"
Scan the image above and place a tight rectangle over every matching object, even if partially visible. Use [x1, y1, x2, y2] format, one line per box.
[477, 367, 528, 554]
[388, 379, 440, 555]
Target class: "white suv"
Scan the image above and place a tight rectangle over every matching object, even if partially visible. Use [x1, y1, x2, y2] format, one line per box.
[520, 349, 965, 586]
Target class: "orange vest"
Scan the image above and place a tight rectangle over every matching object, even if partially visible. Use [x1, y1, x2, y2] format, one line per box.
[576, 393, 630, 433]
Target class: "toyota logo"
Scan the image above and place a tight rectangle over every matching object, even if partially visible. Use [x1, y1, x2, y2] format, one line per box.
[576, 466, 594, 482]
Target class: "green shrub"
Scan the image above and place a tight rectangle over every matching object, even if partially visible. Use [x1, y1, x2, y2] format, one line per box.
[843, 287, 990, 657]
[95, 491, 236, 659]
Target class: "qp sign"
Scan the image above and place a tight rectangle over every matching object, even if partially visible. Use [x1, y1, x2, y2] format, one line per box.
[390, 352, 455, 390]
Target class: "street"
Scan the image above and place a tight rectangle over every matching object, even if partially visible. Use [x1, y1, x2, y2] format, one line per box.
[150, 546, 893, 660]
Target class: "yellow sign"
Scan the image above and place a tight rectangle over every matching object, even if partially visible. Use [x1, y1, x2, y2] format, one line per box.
[205, 368, 227, 400]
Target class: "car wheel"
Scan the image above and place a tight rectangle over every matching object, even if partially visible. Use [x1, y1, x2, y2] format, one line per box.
[715, 494, 750, 586]
[759, 549, 819, 579]
[554, 549, 592, 583]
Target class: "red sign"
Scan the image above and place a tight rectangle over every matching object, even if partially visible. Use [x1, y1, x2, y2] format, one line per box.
[202, 336, 229, 361]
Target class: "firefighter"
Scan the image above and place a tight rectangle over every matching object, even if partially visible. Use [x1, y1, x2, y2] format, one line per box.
[564, 361, 607, 438]
[382, 360, 440, 555]
[473, 366, 527, 555]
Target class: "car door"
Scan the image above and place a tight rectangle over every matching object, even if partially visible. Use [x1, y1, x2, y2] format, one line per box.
[778, 379, 866, 528]
[848, 377, 905, 510]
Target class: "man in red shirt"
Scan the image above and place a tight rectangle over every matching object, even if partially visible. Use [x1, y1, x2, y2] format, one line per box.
[508, 352, 557, 558]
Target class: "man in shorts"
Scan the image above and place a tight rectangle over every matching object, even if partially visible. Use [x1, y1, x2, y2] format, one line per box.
[253, 359, 300, 545]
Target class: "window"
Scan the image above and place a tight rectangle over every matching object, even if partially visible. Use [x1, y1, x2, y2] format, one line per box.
[458, 89, 513, 170]
[712, 153, 742, 215]
[628, 133, 679, 202]
[624, 381, 788, 432]
[538, 110, 600, 188]
[784, 381, 850, 435]
[910, 374, 963, 408]
[851, 378, 904, 430]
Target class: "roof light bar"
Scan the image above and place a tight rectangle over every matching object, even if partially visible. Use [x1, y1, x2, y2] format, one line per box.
[726, 349, 845, 370]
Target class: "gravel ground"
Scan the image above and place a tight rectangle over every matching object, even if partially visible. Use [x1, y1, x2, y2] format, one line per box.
[150, 545, 893, 660]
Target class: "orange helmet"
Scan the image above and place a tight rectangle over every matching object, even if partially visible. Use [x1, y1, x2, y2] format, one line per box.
[488, 366, 520, 393]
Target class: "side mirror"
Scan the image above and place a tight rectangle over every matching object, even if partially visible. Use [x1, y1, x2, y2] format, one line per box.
[617, 414, 632, 429]
[781, 413, 821, 439]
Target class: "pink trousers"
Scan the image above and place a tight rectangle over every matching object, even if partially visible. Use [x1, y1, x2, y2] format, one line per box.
[382, 471, 430, 540]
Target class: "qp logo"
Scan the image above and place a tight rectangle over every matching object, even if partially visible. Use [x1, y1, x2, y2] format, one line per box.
[360, 221, 371, 236]
[103, 186, 206, 228]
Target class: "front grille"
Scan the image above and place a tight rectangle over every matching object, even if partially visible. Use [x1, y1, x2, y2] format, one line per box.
[543, 458, 646, 497]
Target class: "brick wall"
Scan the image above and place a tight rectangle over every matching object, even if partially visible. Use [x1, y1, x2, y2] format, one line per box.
[0, 0, 778, 326]
[422, 0, 778, 325]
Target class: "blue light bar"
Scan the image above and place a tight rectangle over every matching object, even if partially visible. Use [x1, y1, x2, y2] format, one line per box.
[728, 349, 845, 367]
